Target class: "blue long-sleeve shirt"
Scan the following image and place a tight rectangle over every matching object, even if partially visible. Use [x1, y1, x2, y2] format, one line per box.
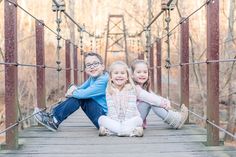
[72, 72, 109, 113]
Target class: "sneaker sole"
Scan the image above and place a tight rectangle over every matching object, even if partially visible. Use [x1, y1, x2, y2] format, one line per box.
[34, 112, 57, 132]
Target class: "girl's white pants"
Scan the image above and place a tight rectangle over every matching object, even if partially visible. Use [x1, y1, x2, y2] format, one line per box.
[98, 116, 143, 136]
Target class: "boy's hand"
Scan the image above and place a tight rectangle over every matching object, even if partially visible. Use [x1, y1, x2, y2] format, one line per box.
[65, 85, 77, 97]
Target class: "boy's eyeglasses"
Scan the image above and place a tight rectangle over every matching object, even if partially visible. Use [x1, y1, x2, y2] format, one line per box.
[85, 62, 101, 69]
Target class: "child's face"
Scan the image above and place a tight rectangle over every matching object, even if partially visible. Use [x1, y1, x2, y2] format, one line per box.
[132, 63, 149, 85]
[110, 65, 128, 90]
[85, 56, 104, 77]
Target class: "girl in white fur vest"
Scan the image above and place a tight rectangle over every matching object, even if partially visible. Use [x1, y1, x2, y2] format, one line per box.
[98, 61, 143, 137]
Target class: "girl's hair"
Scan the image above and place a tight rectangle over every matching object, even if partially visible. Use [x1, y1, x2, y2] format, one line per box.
[107, 61, 136, 95]
[131, 59, 151, 92]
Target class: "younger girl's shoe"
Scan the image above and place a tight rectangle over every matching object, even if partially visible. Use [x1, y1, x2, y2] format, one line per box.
[177, 104, 188, 129]
[163, 104, 189, 129]
[130, 127, 144, 137]
[98, 126, 110, 136]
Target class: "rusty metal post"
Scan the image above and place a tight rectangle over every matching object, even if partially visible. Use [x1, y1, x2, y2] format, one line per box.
[149, 45, 154, 90]
[73, 45, 78, 85]
[84, 72, 88, 81]
[36, 20, 46, 109]
[65, 40, 71, 89]
[206, 0, 219, 146]
[4, 0, 18, 149]
[156, 38, 162, 96]
[180, 18, 189, 123]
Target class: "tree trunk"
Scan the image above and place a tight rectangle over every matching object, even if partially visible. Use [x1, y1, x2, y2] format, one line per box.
[224, 74, 236, 141]
[224, 0, 236, 142]
[226, 0, 235, 41]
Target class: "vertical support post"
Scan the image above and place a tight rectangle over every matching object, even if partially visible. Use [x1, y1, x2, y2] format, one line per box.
[65, 40, 71, 89]
[73, 45, 78, 85]
[156, 38, 162, 96]
[149, 45, 154, 90]
[180, 18, 189, 123]
[206, 0, 219, 146]
[4, 0, 18, 149]
[36, 20, 46, 109]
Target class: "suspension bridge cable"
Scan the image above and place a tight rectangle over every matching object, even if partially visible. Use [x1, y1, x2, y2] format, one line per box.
[170, 100, 236, 140]
[136, 0, 176, 37]
[0, 61, 79, 71]
[0, 107, 47, 135]
[52, 0, 93, 37]
[161, 0, 211, 40]
[5, 0, 77, 46]
[137, 10, 164, 36]
[155, 58, 236, 69]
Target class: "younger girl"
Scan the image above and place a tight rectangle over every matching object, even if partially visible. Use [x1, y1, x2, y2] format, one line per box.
[98, 61, 143, 137]
[131, 59, 188, 129]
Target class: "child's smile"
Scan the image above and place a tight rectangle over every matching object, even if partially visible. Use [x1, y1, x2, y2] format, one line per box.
[132, 63, 149, 86]
[111, 65, 128, 90]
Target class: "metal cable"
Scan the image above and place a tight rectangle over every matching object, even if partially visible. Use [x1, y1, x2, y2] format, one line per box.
[0, 107, 47, 135]
[0, 62, 81, 71]
[161, 0, 211, 40]
[137, 10, 164, 36]
[5, 0, 77, 45]
[136, 0, 176, 36]
[52, 0, 93, 36]
[154, 58, 236, 69]
[170, 100, 236, 139]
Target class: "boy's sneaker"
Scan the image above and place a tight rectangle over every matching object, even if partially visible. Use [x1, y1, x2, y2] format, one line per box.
[33, 107, 58, 132]
[98, 126, 109, 136]
[177, 104, 189, 129]
[130, 127, 144, 137]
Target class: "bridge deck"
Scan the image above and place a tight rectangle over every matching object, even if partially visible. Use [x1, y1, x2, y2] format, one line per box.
[0, 110, 236, 157]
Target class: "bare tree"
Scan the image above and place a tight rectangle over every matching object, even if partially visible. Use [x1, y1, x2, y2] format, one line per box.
[176, 1, 207, 120]
[0, 48, 4, 61]
[224, 0, 236, 142]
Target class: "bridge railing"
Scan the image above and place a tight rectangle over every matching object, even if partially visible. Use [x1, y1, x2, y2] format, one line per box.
[0, 0, 89, 149]
[143, 0, 236, 146]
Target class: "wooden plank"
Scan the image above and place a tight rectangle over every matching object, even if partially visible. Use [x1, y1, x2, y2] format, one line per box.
[0, 108, 236, 157]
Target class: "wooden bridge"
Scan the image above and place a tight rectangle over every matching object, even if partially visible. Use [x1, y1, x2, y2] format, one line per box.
[1, 0, 236, 156]
[0, 110, 236, 157]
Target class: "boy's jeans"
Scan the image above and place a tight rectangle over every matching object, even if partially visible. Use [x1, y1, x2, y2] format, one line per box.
[52, 97, 106, 129]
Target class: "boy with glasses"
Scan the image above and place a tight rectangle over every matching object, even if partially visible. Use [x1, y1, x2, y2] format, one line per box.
[34, 52, 109, 131]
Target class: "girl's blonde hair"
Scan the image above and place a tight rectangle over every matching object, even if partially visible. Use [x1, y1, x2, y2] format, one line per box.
[131, 59, 152, 92]
[107, 61, 136, 95]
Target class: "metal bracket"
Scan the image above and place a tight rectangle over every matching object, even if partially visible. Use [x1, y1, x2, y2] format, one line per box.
[52, 0, 65, 12]
[161, 0, 177, 10]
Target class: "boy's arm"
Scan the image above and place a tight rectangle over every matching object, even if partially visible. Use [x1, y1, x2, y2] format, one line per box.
[72, 75, 108, 99]
[77, 77, 91, 89]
